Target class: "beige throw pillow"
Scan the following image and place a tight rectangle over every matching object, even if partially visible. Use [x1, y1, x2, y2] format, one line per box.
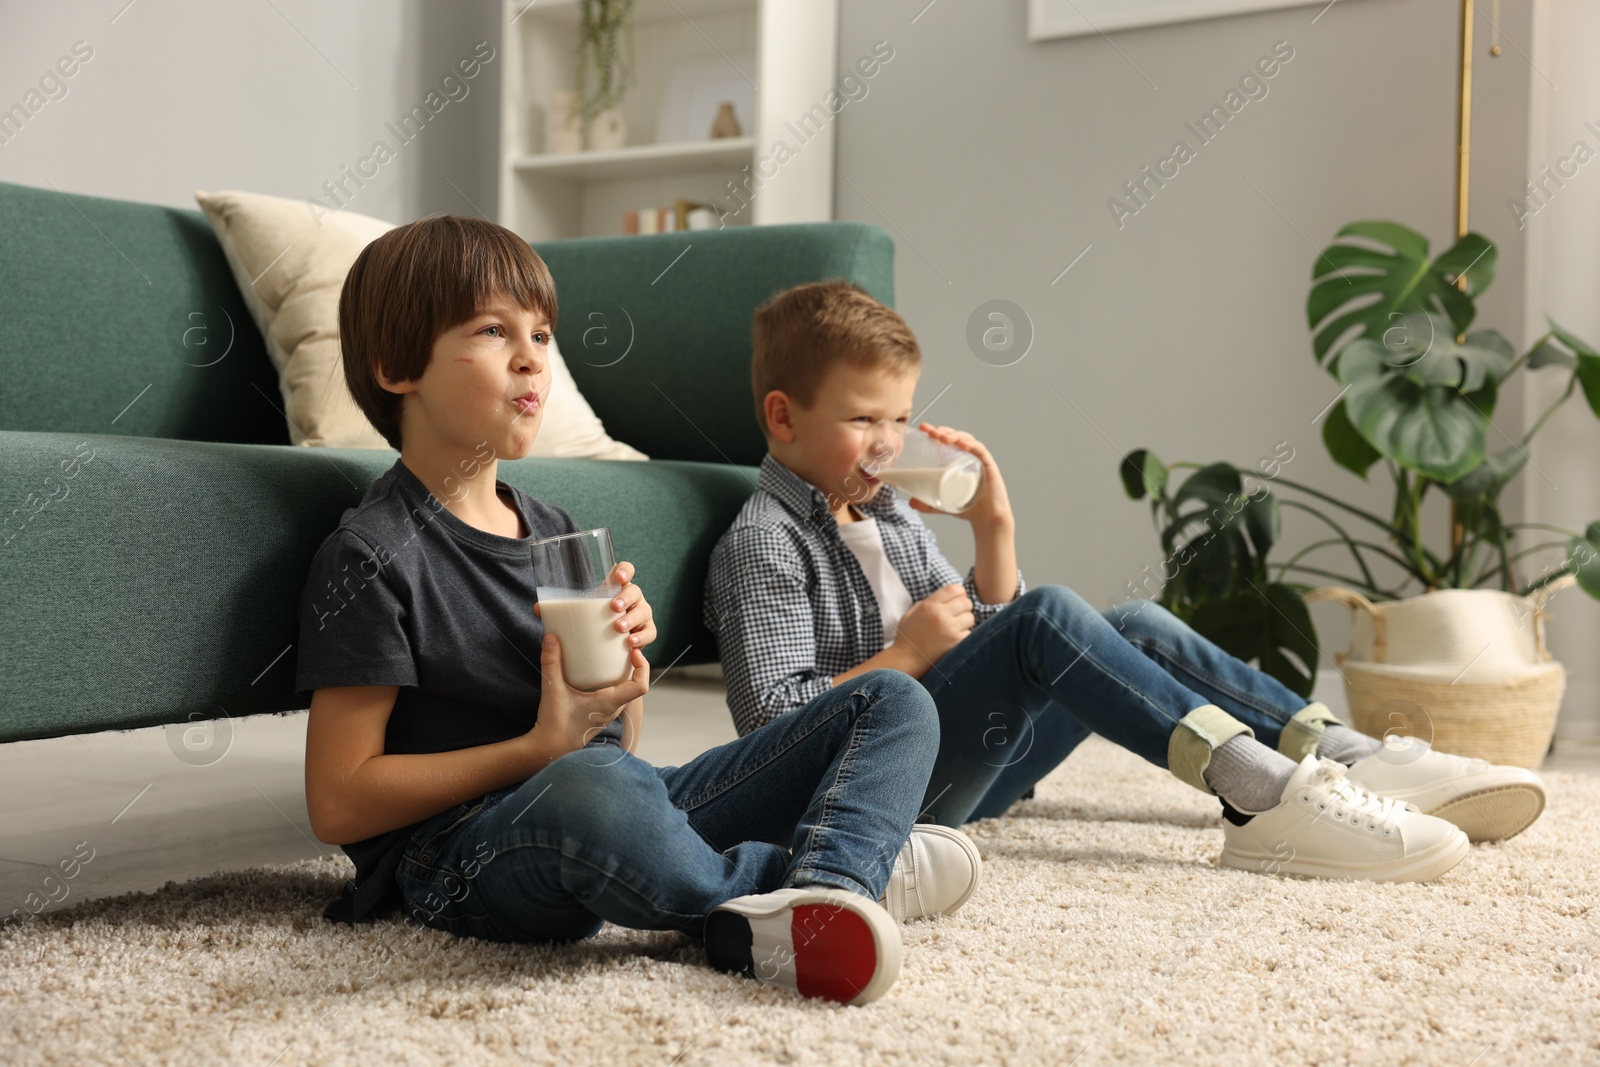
[194, 189, 646, 460]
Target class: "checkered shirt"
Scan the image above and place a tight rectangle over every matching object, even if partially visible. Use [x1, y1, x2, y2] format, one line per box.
[705, 453, 1025, 736]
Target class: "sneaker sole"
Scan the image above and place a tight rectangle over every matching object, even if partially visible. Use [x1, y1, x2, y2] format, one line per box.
[1219, 828, 1470, 883]
[1425, 783, 1546, 843]
[705, 890, 901, 1005]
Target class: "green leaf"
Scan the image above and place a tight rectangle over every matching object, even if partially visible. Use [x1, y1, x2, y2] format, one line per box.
[1441, 445, 1527, 501]
[1189, 583, 1318, 697]
[1321, 398, 1382, 477]
[1120, 449, 1168, 500]
[1335, 315, 1501, 481]
[1172, 463, 1243, 509]
[1307, 222, 1496, 369]
[1241, 490, 1281, 560]
[1542, 321, 1600, 417]
[1527, 337, 1577, 370]
[1572, 524, 1600, 600]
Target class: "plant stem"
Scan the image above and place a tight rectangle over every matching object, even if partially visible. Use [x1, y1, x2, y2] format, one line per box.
[1272, 475, 1394, 532]
[1275, 502, 1428, 585]
[1522, 368, 1578, 447]
[1521, 566, 1575, 597]
[1473, 541, 1573, 586]
[1276, 563, 1398, 598]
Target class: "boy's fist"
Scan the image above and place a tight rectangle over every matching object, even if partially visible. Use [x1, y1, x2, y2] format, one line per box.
[893, 583, 973, 676]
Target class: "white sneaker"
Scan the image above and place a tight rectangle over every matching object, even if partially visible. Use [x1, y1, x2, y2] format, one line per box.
[1344, 735, 1546, 843]
[704, 887, 901, 1005]
[1220, 754, 1470, 882]
[879, 824, 983, 923]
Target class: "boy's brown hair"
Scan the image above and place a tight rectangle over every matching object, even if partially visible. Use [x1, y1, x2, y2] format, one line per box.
[340, 215, 559, 451]
[751, 280, 920, 435]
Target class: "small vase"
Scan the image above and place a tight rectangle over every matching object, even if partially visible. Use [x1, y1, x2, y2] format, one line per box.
[545, 89, 583, 155]
[586, 109, 627, 151]
[709, 101, 742, 139]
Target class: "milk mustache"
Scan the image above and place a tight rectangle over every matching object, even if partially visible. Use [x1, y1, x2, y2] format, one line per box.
[537, 589, 632, 690]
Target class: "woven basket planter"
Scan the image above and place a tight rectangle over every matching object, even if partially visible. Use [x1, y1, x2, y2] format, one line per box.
[1305, 575, 1577, 769]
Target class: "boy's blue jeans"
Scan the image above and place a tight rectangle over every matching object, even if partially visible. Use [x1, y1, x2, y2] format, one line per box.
[394, 669, 938, 943]
[919, 585, 1340, 824]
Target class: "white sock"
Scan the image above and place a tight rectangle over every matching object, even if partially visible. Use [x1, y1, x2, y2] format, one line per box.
[1316, 723, 1383, 765]
[1202, 734, 1299, 814]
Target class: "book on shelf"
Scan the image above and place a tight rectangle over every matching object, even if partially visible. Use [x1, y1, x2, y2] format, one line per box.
[623, 200, 719, 236]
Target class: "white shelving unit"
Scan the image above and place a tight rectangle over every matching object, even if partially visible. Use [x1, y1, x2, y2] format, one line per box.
[496, 0, 838, 241]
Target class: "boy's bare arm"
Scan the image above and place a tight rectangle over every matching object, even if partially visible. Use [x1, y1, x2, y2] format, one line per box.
[305, 685, 570, 845]
[306, 636, 650, 845]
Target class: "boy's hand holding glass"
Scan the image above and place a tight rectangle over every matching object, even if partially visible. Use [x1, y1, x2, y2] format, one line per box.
[899, 422, 1013, 529]
[527, 528, 655, 759]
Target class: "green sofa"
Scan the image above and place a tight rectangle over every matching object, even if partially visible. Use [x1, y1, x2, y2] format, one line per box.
[0, 179, 895, 743]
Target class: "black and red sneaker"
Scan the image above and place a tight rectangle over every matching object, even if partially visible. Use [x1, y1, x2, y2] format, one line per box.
[704, 887, 902, 1005]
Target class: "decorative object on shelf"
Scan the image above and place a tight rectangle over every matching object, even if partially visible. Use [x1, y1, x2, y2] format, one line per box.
[545, 88, 583, 155]
[656, 56, 756, 144]
[575, 0, 636, 123]
[585, 108, 627, 151]
[709, 102, 742, 139]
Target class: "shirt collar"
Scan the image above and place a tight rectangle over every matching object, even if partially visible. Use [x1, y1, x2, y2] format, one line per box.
[758, 453, 900, 529]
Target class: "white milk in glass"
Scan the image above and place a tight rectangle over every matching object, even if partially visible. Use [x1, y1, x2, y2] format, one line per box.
[878, 463, 982, 512]
[537, 589, 631, 690]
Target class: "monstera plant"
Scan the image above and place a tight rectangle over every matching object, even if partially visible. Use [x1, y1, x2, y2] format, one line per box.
[1120, 221, 1600, 696]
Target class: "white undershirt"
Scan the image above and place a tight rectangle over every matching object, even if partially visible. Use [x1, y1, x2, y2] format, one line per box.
[835, 514, 915, 648]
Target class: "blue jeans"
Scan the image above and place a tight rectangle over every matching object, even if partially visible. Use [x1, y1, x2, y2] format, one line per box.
[919, 586, 1332, 825]
[394, 669, 938, 943]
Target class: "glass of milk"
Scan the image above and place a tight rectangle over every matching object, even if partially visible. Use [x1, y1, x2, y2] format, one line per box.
[873, 425, 985, 513]
[529, 528, 633, 691]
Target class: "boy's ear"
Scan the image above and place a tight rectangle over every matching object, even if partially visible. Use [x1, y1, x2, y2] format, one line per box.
[763, 389, 799, 444]
[375, 360, 418, 396]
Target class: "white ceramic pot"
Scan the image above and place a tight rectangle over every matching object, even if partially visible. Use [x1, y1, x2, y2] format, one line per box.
[586, 108, 627, 151]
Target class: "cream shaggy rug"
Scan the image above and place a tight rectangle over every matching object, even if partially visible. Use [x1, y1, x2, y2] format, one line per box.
[4, 737, 1598, 1067]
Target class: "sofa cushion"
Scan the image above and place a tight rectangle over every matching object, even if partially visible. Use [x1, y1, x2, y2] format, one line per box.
[0, 430, 753, 742]
[0, 180, 287, 445]
[194, 189, 647, 461]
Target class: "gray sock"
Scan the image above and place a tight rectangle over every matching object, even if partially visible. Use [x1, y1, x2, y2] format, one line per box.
[1316, 723, 1383, 765]
[1202, 734, 1300, 814]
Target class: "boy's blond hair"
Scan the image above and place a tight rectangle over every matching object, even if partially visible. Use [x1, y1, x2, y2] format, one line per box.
[751, 280, 920, 436]
[339, 215, 559, 451]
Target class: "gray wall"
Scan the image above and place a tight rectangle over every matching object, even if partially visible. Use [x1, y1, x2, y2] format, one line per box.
[0, 0, 501, 223]
[834, 0, 1598, 736]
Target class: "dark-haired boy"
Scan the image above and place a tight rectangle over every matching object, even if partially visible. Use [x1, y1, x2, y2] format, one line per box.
[294, 218, 980, 1005]
[706, 280, 1546, 882]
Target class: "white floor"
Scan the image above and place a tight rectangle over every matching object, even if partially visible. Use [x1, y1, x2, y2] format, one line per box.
[5, 680, 1598, 925]
[0, 677, 737, 923]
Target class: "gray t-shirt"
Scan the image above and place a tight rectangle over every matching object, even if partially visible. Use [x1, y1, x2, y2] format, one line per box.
[294, 458, 623, 923]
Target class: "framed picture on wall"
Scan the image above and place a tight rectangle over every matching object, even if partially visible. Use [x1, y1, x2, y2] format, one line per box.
[1028, 0, 1334, 40]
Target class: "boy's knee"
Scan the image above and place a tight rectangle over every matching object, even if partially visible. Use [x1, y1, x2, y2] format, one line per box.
[1018, 584, 1092, 621]
[850, 668, 939, 734]
[1102, 595, 1178, 635]
[526, 750, 653, 823]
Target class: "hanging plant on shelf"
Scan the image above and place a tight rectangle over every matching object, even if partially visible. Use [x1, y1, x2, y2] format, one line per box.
[573, 0, 637, 124]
